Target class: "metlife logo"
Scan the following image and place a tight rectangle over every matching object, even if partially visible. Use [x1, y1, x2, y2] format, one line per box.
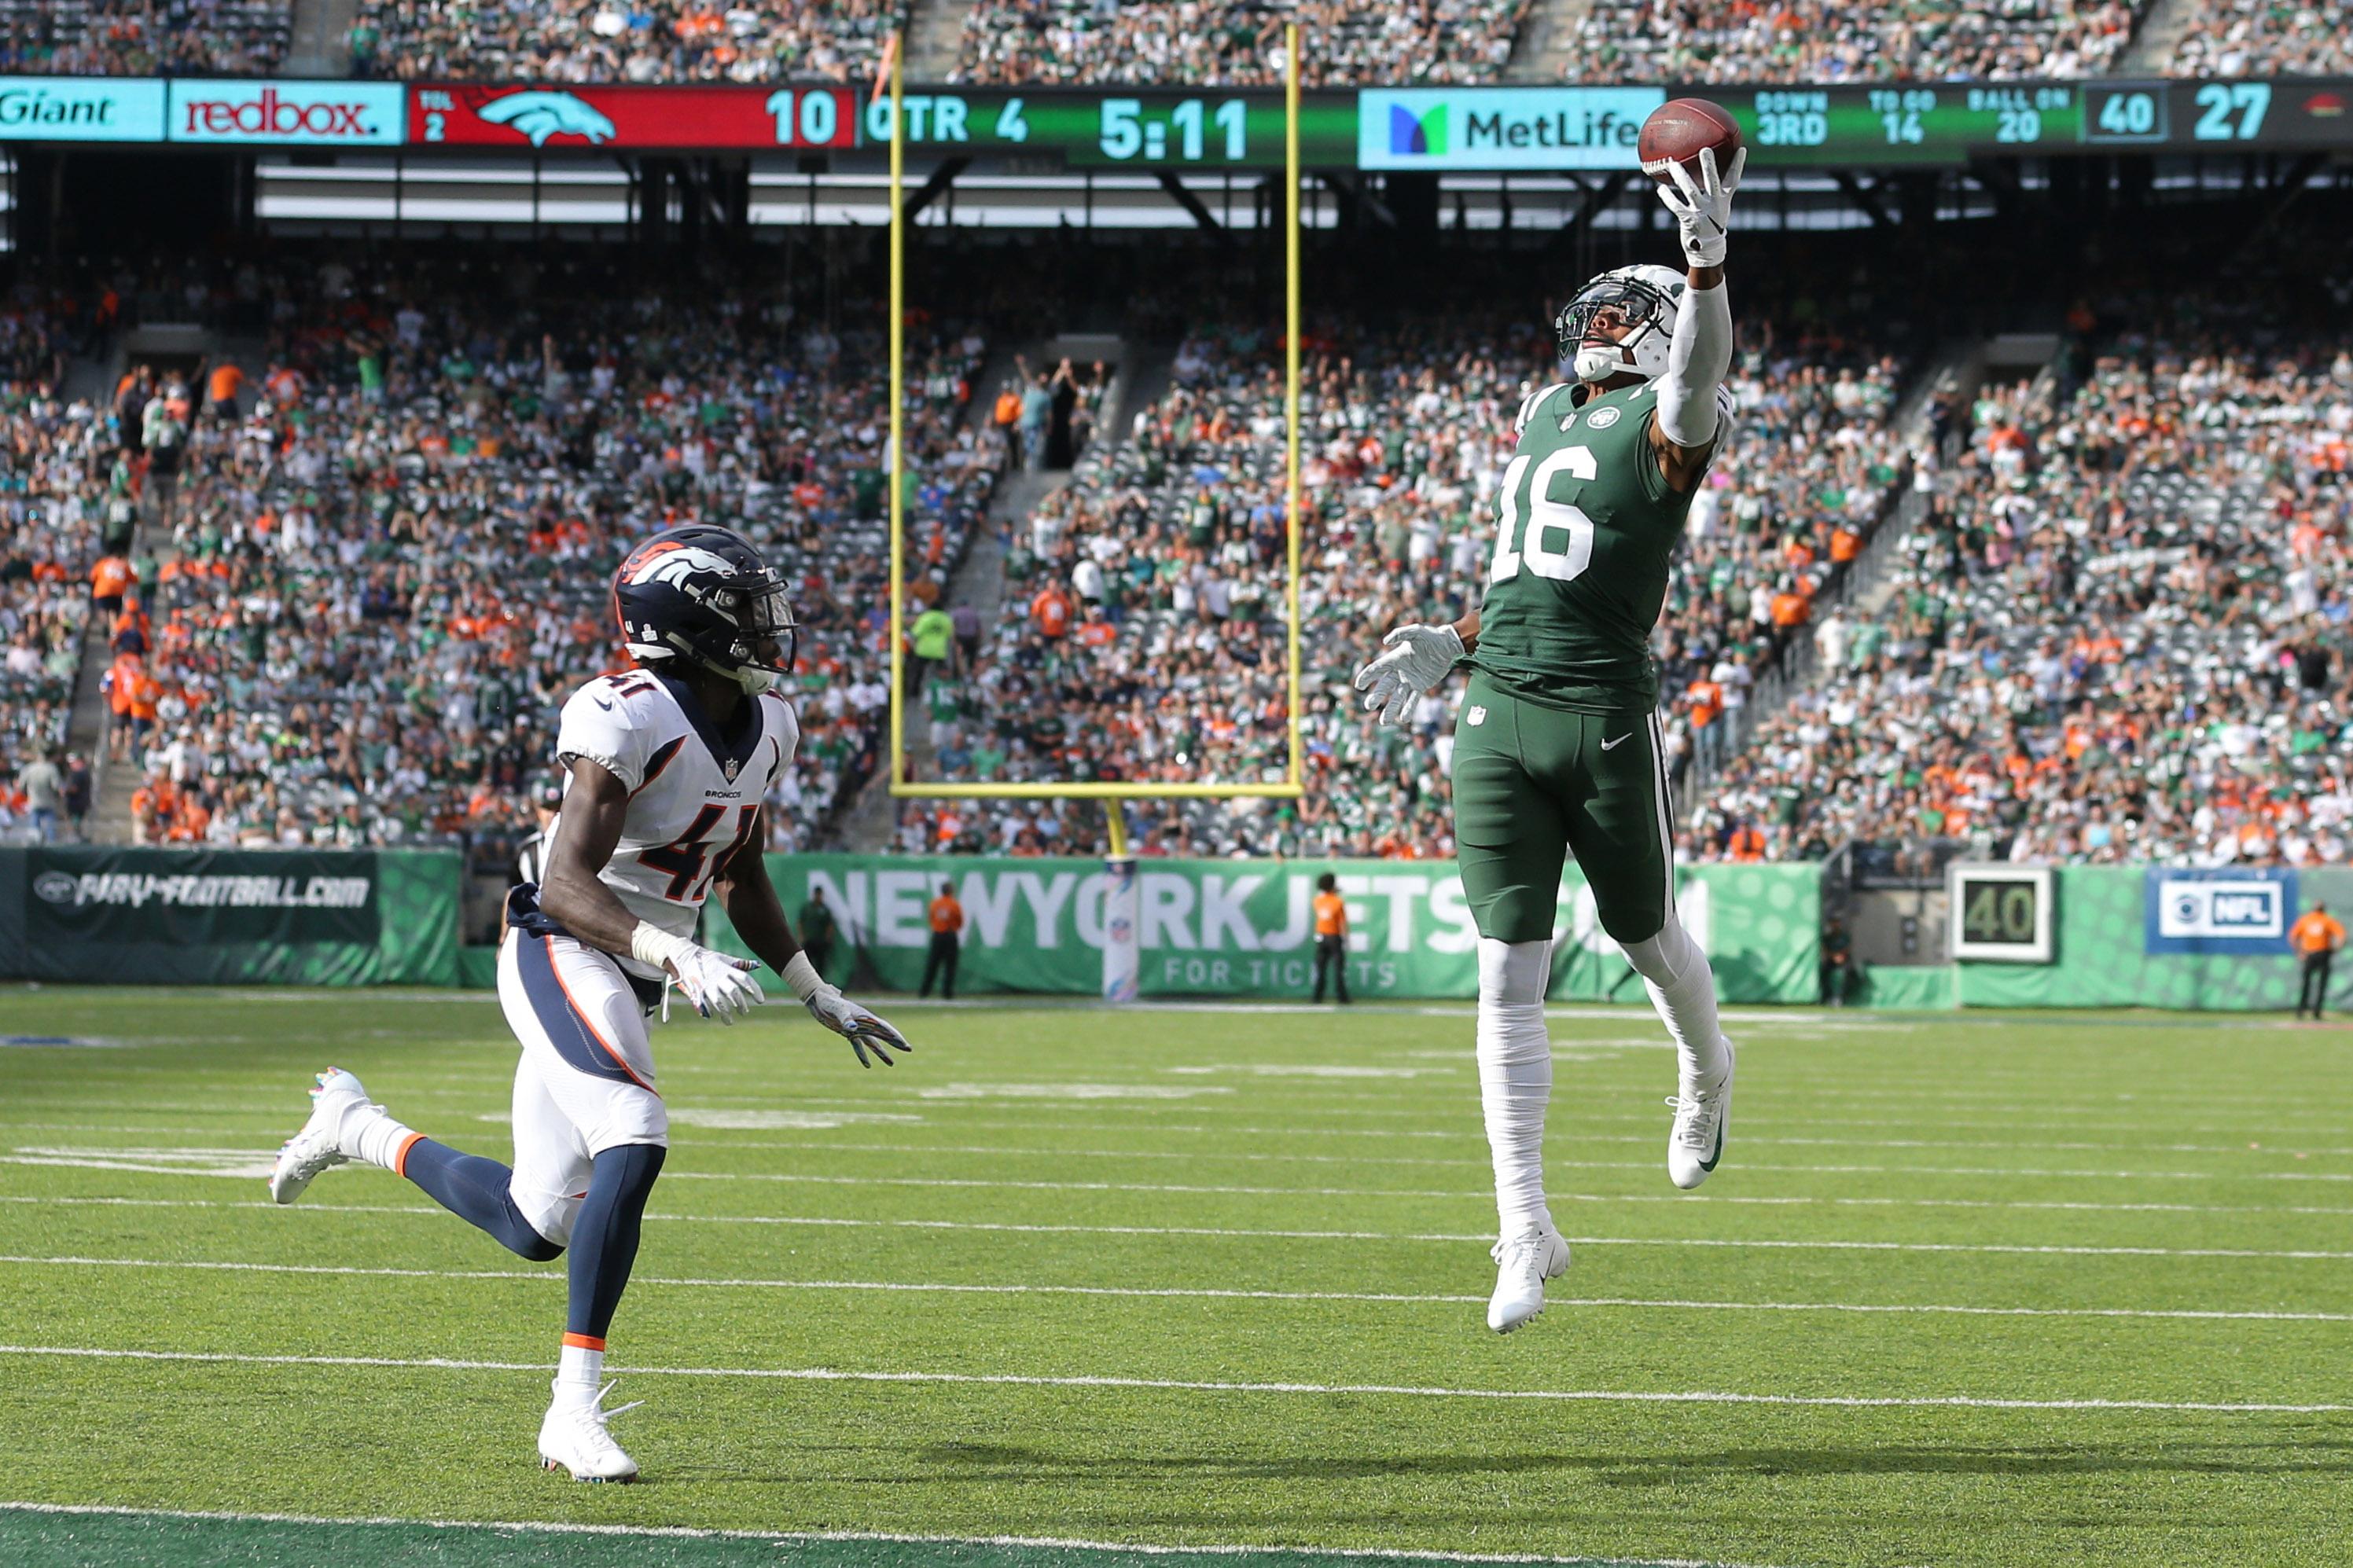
[167, 80, 406, 146]
[1358, 87, 1665, 171]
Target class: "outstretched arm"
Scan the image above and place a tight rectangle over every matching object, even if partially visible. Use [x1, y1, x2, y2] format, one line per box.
[719, 838, 913, 1068]
[1651, 146, 1743, 490]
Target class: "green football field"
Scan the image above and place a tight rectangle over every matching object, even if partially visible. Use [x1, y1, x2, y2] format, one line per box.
[1, 987, 2349, 1568]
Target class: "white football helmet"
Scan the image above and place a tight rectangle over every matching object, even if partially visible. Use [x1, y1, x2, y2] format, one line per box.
[1557, 264, 1687, 386]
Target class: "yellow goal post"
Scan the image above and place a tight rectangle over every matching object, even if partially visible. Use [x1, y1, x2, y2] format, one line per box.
[881, 25, 1311, 843]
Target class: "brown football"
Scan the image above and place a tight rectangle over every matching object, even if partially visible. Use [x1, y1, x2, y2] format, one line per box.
[1638, 97, 1743, 185]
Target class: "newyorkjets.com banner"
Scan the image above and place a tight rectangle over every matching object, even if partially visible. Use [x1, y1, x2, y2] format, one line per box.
[716, 854, 1819, 1003]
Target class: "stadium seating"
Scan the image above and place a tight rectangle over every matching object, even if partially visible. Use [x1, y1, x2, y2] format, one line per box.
[899, 318, 1908, 860]
[0, 0, 290, 75]
[1697, 336, 2353, 868]
[2164, 0, 2351, 76]
[347, 0, 903, 83]
[949, 0, 1528, 87]
[109, 261, 998, 854]
[1568, 0, 2149, 85]
[0, 303, 95, 843]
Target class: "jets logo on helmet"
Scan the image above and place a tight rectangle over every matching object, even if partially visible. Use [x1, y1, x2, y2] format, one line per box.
[1557, 263, 1687, 387]
[611, 525, 798, 696]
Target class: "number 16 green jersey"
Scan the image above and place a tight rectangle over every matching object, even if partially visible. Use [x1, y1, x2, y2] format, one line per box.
[1468, 377, 1736, 714]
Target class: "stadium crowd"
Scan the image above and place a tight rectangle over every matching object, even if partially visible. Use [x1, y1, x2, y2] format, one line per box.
[2165, 0, 2351, 77]
[347, 0, 903, 82]
[950, 0, 1528, 86]
[1693, 333, 2353, 868]
[897, 311, 1909, 861]
[72, 255, 998, 857]
[0, 296, 103, 845]
[1569, 0, 2149, 85]
[0, 0, 289, 75]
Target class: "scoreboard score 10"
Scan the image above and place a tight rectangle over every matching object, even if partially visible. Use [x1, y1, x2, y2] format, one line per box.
[1947, 865, 2055, 964]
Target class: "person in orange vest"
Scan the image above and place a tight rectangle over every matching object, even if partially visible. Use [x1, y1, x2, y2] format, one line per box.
[1726, 821, 1768, 861]
[2292, 902, 2347, 1020]
[920, 880, 965, 1000]
[1311, 872, 1350, 1004]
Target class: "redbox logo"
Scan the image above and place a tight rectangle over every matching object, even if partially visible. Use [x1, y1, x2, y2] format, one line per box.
[165, 80, 406, 145]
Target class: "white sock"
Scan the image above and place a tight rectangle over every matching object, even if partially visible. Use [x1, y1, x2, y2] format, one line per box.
[1622, 912, 1731, 1089]
[346, 1107, 417, 1171]
[554, 1340, 605, 1408]
[1476, 937, 1553, 1237]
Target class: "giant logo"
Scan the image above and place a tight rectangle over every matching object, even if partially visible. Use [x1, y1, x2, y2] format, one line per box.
[0, 77, 165, 141]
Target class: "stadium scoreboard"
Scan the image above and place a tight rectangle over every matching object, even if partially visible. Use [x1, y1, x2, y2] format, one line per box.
[1729, 80, 2310, 165]
[6, 77, 2350, 167]
[1947, 865, 2055, 964]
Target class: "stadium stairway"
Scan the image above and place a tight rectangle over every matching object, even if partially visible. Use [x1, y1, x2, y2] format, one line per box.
[286, 0, 355, 76]
[835, 335, 1163, 850]
[2116, 0, 2196, 73]
[903, 0, 969, 80]
[1504, 0, 1602, 83]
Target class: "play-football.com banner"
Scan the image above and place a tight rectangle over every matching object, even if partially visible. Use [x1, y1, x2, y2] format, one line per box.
[0, 847, 458, 986]
[708, 854, 1822, 1004]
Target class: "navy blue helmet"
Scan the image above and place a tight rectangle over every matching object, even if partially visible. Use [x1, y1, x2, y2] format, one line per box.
[611, 524, 797, 695]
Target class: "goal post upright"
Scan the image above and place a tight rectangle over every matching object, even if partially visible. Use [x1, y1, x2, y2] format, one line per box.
[1284, 19, 1303, 797]
[885, 34, 907, 791]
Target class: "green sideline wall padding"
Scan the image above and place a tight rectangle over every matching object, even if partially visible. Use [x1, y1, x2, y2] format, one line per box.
[704, 855, 1822, 1004]
[0, 847, 461, 987]
[1856, 964, 1959, 1011]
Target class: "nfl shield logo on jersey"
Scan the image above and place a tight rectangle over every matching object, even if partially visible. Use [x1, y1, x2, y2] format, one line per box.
[1468, 706, 1487, 725]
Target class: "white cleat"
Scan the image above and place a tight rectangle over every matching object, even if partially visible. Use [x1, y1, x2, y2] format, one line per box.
[539, 1383, 642, 1482]
[1487, 1225, 1570, 1335]
[267, 1067, 371, 1205]
[1666, 1041, 1735, 1191]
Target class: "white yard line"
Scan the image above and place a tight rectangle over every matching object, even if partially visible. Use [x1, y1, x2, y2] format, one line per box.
[0, 1504, 1818, 1568]
[2, 1196, 2350, 1260]
[0, 1253, 2342, 1324]
[0, 1344, 2342, 1416]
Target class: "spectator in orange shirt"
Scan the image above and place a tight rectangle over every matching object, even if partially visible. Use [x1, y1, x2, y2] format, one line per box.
[1686, 677, 1724, 730]
[2292, 902, 2346, 1020]
[1311, 872, 1350, 1004]
[1769, 587, 1811, 629]
[206, 361, 244, 421]
[921, 882, 964, 1000]
[1031, 583, 1072, 640]
[1829, 525, 1862, 564]
[105, 652, 141, 761]
[91, 553, 131, 616]
[1726, 822, 1767, 861]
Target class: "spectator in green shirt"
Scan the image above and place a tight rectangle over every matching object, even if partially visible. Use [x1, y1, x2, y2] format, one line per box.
[910, 602, 957, 696]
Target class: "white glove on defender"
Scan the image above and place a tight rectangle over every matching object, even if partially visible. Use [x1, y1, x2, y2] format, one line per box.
[1353, 623, 1464, 727]
[632, 924, 765, 1025]
[1656, 145, 1744, 269]
[782, 953, 914, 1068]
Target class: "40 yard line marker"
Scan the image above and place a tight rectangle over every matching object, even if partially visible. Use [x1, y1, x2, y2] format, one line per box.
[1, 1345, 2345, 1416]
[0, 1503, 1789, 1568]
[2, 1254, 2345, 1324]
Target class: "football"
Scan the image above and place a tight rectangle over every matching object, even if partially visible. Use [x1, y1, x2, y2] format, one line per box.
[1639, 96, 1743, 183]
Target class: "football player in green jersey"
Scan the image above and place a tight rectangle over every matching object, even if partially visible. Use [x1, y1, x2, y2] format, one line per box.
[1355, 145, 1745, 1334]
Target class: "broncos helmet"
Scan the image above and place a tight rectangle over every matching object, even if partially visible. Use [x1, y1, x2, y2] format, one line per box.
[1555, 263, 1688, 387]
[612, 524, 798, 696]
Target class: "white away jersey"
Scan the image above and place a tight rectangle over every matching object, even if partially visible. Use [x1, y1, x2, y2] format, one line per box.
[551, 670, 800, 972]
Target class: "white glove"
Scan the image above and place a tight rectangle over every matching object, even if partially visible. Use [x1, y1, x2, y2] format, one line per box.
[781, 952, 914, 1068]
[668, 945, 766, 1025]
[1656, 145, 1744, 269]
[1352, 622, 1464, 727]
[632, 923, 764, 1025]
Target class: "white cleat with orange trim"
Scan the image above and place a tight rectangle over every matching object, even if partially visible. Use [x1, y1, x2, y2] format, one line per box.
[267, 1067, 373, 1204]
[539, 1383, 642, 1482]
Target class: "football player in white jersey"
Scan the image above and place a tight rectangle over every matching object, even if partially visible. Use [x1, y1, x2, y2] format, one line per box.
[267, 524, 910, 1483]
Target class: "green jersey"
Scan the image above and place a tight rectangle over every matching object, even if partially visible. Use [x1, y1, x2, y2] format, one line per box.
[1469, 376, 1733, 714]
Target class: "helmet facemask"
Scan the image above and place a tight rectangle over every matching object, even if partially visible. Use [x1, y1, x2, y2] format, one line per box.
[1556, 269, 1682, 386]
[695, 572, 798, 695]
